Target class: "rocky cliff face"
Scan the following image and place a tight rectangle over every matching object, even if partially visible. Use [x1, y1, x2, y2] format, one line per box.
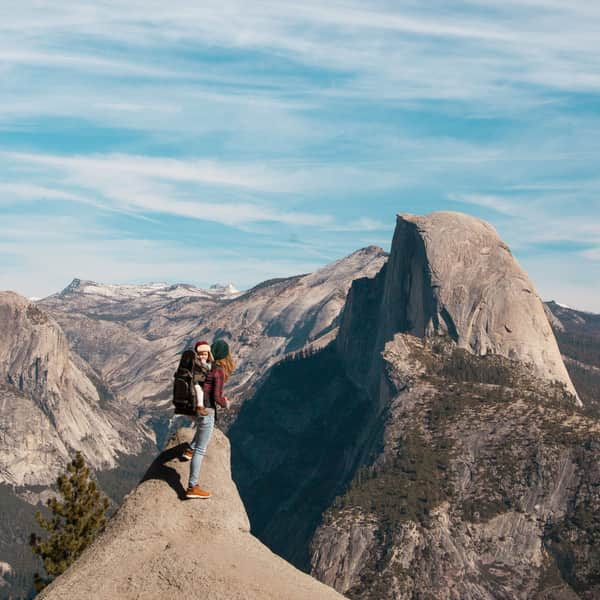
[229, 345, 382, 570]
[0, 292, 146, 487]
[0, 292, 151, 599]
[310, 335, 600, 599]
[38, 428, 346, 600]
[338, 212, 577, 400]
[231, 212, 598, 599]
[233, 337, 600, 599]
[310, 214, 594, 598]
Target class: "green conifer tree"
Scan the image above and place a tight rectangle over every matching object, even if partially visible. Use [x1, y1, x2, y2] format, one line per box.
[29, 451, 110, 592]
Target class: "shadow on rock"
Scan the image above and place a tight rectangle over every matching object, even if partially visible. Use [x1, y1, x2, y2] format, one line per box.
[141, 442, 188, 500]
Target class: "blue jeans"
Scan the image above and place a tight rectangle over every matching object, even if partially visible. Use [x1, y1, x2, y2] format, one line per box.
[188, 411, 215, 488]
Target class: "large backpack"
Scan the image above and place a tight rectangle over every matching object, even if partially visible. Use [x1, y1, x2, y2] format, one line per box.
[172, 349, 208, 415]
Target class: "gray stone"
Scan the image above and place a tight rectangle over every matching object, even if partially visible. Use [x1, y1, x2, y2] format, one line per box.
[339, 212, 577, 402]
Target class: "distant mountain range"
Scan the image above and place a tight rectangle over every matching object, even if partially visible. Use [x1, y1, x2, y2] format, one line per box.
[546, 300, 600, 416]
[48, 278, 241, 301]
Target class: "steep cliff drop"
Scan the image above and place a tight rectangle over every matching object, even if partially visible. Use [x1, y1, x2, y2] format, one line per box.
[38, 428, 347, 600]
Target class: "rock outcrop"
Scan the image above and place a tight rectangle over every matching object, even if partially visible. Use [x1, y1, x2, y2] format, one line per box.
[338, 212, 578, 401]
[39, 428, 346, 600]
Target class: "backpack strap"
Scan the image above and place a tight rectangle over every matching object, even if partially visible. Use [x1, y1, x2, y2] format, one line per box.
[190, 355, 197, 411]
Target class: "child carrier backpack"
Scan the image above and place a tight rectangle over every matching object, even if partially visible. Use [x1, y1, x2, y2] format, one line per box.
[173, 349, 208, 415]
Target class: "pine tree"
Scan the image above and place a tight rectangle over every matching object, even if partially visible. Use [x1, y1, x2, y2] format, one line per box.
[29, 451, 110, 592]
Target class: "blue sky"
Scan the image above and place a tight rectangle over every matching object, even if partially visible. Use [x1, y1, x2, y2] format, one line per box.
[1, 1, 600, 311]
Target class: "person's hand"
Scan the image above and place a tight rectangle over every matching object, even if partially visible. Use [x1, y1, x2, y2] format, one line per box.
[223, 396, 231, 409]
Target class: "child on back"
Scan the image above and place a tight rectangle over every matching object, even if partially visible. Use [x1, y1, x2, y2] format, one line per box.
[193, 340, 213, 417]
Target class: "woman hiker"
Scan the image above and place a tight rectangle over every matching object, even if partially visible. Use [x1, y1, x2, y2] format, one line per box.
[184, 339, 234, 499]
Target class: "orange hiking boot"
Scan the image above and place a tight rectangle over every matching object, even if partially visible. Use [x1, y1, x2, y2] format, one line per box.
[186, 485, 212, 499]
[182, 448, 194, 461]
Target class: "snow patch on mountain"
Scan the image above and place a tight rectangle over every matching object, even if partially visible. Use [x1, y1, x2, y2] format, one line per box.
[555, 301, 573, 310]
[52, 279, 241, 301]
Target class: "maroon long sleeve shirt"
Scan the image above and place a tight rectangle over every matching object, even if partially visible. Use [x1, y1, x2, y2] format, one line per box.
[202, 366, 227, 408]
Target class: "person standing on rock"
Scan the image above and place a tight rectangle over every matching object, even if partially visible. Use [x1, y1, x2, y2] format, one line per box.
[185, 339, 234, 499]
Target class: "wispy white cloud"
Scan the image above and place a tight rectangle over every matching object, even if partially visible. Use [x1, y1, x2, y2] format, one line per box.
[0, 49, 176, 78]
[449, 191, 600, 250]
[326, 217, 390, 232]
[5, 152, 288, 191]
[3, 0, 600, 115]
[2, 151, 341, 229]
[2, 150, 413, 229]
[0, 183, 88, 203]
[448, 194, 520, 216]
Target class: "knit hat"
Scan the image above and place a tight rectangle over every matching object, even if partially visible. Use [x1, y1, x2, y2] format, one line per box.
[211, 339, 230, 360]
[194, 340, 214, 361]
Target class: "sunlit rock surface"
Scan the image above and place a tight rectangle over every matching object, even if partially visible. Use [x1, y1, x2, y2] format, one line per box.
[39, 428, 346, 600]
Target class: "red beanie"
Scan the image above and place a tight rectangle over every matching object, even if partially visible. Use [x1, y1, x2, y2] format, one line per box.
[194, 340, 213, 361]
[194, 340, 210, 352]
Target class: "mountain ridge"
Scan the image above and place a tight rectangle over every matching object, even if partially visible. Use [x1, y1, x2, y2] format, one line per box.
[51, 278, 241, 301]
[37, 245, 389, 433]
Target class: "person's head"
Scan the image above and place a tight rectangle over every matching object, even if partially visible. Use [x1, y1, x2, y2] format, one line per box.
[211, 338, 235, 381]
[194, 340, 213, 362]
